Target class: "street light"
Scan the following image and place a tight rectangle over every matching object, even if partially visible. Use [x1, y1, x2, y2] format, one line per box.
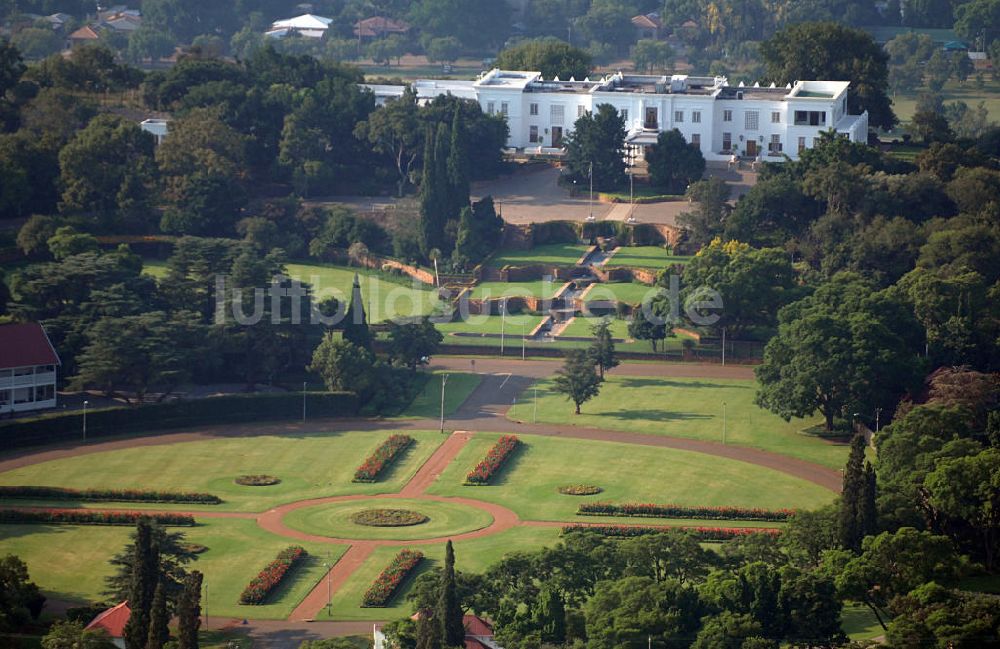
[533, 386, 537, 424]
[82, 400, 89, 442]
[323, 559, 332, 616]
[589, 161, 594, 221]
[722, 401, 727, 445]
[439, 373, 449, 434]
[499, 299, 507, 358]
[875, 407, 882, 433]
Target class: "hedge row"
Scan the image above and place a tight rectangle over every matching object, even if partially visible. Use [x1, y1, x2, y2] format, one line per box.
[1, 391, 358, 450]
[465, 435, 520, 485]
[561, 524, 781, 541]
[362, 549, 424, 607]
[0, 509, 195, 526]
[577, 502, 794, 522]
[353, 434, 414, 482]
[239, 546, 307, 605]
[0, 486, 222, 504]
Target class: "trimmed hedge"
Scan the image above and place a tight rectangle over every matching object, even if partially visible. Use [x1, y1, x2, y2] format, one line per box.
[465, 435, 520, 485]
[561, 524, 781, 541]
[0, 486, 221, 504]
[577, 502, 794, 522]
[353, 434, 414, 482]
[1, 391, 358, 450]
[239, 546, 307, 605]
[0, 509, 195, 526]
[362, 549, 424, 607]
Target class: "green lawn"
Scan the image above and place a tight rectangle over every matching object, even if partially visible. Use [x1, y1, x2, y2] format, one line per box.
[469, 280, 565, 300]
[425, 433, 834, 521]
[436, 315, 546, 337]
[0, 519, 347, 619]
[892, 78, 1000, 123]
[0, 431, 446, 512]
[841, 603, 884, 641]
[317, 526, 562, 620]
[557, 316, 631, 339]
[517, 376, 848, 468]
[583, 281, 664, 306]
[283, 498, 493, 540]
[397, 372, 482, 419]
[605, 246, 690, 269]
[488, 244, 591, 268]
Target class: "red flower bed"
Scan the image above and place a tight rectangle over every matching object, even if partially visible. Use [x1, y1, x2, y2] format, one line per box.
[0, 486, 221, 504]
[577, 502, 794, 522]
[362, 549, 424, 607]
[0, 509, 195, 526]
[561, 524, 781, 541]
[465, 435, 520, 485]
[239, 546, 307, 605]
[353, 435, 414, 483]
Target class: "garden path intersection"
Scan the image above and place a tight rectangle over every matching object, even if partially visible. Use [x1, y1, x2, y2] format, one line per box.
[0, 359, 844, 644]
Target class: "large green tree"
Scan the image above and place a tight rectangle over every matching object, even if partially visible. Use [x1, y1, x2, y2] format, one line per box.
[176, 571, 203, 649]
[385, 317, 442, 371]
[588, 317, 618, 379]
[0, 554, 44, 632]
[760, 22, 895, 130]
[123, 519, 159, 649]
[553, 348, 602, 414]
[308, 335, 377, 395]
[437, 540, 465, 647]
[564, 103, 626, 190]
[646, 128, 705, 194]
[495, 38, 592, 80]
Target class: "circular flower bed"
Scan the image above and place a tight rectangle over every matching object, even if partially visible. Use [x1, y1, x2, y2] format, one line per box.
[350, 509, 429, 527]
[558, 484, 603, 496]
[235, 475, 281, 486]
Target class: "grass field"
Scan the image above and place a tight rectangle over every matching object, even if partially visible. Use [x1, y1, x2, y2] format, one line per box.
[0, 519, 347, 619]
[893, 78, 1000, 123]
[436, 314, 546, 336]
[583, 281, 665, 306]
[517, 376, 848, 468]
[469, 280, 566, 300]
[557, 316, 631, 339]
[283, 498, 493, 540]
[841, 604, 883, 641]
[425, 433, 834, 521]
[488, 244, 591, 268]
[0, 431, 446, 512]
[317, 526, 563, 620]
[397, 372, 482, 419]
[606, 246, 690, 269]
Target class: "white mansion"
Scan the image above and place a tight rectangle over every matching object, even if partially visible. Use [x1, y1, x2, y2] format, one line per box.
[366, 69, 869, 162]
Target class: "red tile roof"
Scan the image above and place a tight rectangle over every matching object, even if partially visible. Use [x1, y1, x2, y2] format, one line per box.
[0, 323, 60, 369]
[463, 615, 493, 637]
[465, 639, 490, 649]
[354, 16, 410, 37]
[69, 25, 101, 40]
[85, 601, 130, 638]
[631, 14, 663, 29]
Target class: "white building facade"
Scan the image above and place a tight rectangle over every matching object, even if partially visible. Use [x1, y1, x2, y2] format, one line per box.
[0, 323, 60, 415]
[365, 69, 869, 162]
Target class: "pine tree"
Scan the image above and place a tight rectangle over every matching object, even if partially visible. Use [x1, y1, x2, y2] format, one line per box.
[553, 349, 603, 414]
[437, 541, 465, 647]
[419, 126, 445, 256]
[588, 318, 619, 379]
[446, 109, 470, 222]
[432, 122, 452, 253]
[860, 462, 878, 538]
[123, 518, 159, 649]
[145, 580, 169, 649]
[839, 433, 867, 551]
[415, 611, 442, 649]
[176, 571, 203, 649]
[342, 273, 372, 352]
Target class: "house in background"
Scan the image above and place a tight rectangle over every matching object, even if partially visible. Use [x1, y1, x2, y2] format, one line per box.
[140, 118, 170, 145]
[265, 14, 333, 39]
[375, 614, 503, 649]
[84, 601, 130, 649]
[354, 16, 411, 41]
[0, 322, 60, 415]
[67, 24, 101, 48]
[632, 13, 664, 40]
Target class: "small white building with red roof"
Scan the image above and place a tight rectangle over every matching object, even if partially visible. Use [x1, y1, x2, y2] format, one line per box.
[84, 600, 130, 648]
[0, 322, 60, 415]
[375, 614, 503, 649]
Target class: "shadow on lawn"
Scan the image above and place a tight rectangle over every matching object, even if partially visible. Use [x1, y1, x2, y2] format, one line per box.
[598, 409, 713, 423]
[614, 377, 752, 390]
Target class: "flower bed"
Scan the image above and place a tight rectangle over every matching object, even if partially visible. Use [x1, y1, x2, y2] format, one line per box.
[353, 435, 414, 483]
[362, 549, 424, 607]
[0, 509, 195, 526]
[235, 475, 281, 486]
[465, 435, 520, 485]
[558, 485, 603, 496]
[351, 509, 429, 527]
[0, 486, 222, 504]
[239, 546, 307, 605]
[561, 524, 781, 541]
[577, 503, 793, 522]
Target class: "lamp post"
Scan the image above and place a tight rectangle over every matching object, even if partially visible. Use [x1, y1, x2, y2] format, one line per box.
[521, 322, 525, 361]
[629, 170, 634, 220]
[533, 386, 537, 423]
[302, 382, 307, 423]
[875, 407, 882, 433]
[722, 401, 727, 445]
[323, 559, 332, 616]
[500, 299, 506, 358]
[589, 161, 594, 221]
[439, 373, 449, 434]
[82, 400, 89, 442]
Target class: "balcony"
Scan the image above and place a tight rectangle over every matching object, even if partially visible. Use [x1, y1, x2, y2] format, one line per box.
[643, 121, 658, 130]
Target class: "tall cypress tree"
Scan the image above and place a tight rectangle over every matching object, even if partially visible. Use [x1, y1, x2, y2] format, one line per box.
[419, 127, 444, 257]
[839, 433, 867, 551]
[123, 518, 159, 649]
[860, 462, 878, 539]
[342, 273, 372, 352]
[437, 540, 465, 647]
[432, 122, 451, 253]
[446, 109, 470, 222]
[145, 579, 169, 649]
[176, 571, 203, 649]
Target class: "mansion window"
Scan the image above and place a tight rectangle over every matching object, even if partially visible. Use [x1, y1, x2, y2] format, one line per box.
[771, 111, 781, 123]
[798, 136, 806, 152]
[794, 110, 827, 126]
[530, 103, 539, 116]
[529, 125, 539, 143]
[550, 104, 565, 124]
[690, 133, 701, 147]
[674, 110, 684, 122]
[723, 109, 733, 122]
[745, 110, 759, 130]
[692, 111, 701, 123]
[722, 132, 732, 151]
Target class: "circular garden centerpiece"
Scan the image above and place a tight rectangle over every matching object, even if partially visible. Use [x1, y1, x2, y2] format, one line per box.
[351, 508, 429, 527]
[235, 475, 281, 486]
[558, 484, 603, 496]
[282, 498, 494, 541]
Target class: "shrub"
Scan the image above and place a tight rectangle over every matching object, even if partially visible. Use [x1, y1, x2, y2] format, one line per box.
[362, 549, 424, 607]
[234, 475, 281, 486]
[351, 509, 428, 527]
[239, 546, 307, 605]
[561, 524, 781, 541]
[558, 485, 603, 496]
[0, 486, 222, 504]
[0, 509, 195, 526]
[353, 435, 414, 482]
[576, 502, 794, 522]
[465, 435, 520, 485]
